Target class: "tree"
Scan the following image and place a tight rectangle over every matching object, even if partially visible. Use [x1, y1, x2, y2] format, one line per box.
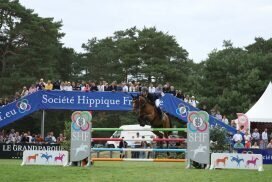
[81, 27, 190, 86]
[0, 0, 64, 95]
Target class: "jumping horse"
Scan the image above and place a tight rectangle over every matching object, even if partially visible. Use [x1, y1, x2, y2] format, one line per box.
[132, 95, 171, 139]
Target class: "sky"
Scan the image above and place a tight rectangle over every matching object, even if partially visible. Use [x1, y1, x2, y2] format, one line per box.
[19, 0, 272, 62]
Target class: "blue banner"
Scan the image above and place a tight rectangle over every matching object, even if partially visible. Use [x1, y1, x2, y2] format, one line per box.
[0, 91, 236, 135]
[161, 94, 236, 135]
[237, 149, 272, 164]
[0, 92, 40, 128]
[39, 91, 134, 111]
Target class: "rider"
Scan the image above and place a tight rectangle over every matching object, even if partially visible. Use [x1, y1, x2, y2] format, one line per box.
[141, 87, 163, 120]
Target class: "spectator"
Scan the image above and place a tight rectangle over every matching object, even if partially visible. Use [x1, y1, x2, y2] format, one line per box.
[176, 90, 184, 100]
[57, 133, 66, 144]
[116, 83, 123, 92]
[60, 81, 65, 91]
[129, 82, 136, 92]
[244, 130, 251, 148]
[134, 132, 141, 158]
[184, 95, 190, 103]
[251, 142, 259, 149]
[122, 82, 129, 92]
[71, 82, 77, 90]
[31, 134, 36, 143]
[15, 132, 21, 143]
[215, 111, 222, 121]
[53, 80, 61, 90]
[222, 115, 229, 125]
[232, 130, 243, 144]
[65, 82, 73, 91]
[20, 86, 29, 97]
[28, 84, 37, 94]
[14, 92, 21, 101]
[44, 132, 53, 144]
[169, 86, 176, 96]
[104, 82, 110, 91]
[91, 82, 98, 91]
[189, 96, 199, 107]
[148, 83, 155, 93]
[7, 129, 16, 143]
[262, 128, 268, 148]
[118, 137, 127, 158]
[251, 128, 260, 145]
[97, 81, 104, 92]
[267, 139, 272, 148]
[50, 132, 57, 143]
[27, 131, 32, 143]
[140, 136, 147, 159]
[37, 78, 45, 90]
[155, 84, 163, 93]
[21, 133, 29, 143]
[45, 80, 53, 90]
[233, 140, 244, 149]
[109, 81, 117, 91]
[259, 140, 265, 149]
[35, 134, 44, 144]
[82, 83, 90, 92]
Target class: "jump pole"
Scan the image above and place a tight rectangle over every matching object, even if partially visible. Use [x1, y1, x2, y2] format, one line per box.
[92, 158, 186, 162]
[92, 128, 186, 132]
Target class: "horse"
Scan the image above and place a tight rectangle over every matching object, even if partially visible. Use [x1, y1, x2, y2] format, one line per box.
[230, 155, 244, 167]
[75, 143, 89, 156]
[191, 144, 207, 158]
[27, 154, 39, 162]
[55, 153, 65, 162]
[246, 157, 259, 167]
[132, 95, 171, 139]
[40, 153, 52, 162]
[215, 156, 228, 166]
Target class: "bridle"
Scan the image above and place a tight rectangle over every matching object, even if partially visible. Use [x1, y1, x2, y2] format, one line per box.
[133, 96, 147, 113]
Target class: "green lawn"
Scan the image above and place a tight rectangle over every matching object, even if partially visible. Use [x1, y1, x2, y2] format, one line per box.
[0, 159, 271, 182]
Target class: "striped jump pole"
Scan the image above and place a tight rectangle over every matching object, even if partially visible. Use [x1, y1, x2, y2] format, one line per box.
[92, 138, 186, 142]
[92, 128, 186, 132]
[92, 148, 186, 152]
[92, 158, 186, 162]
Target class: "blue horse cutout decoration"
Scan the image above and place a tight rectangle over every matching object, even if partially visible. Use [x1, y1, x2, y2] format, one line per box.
[40, 152, 53, 162]
[231, 155, 244, 166]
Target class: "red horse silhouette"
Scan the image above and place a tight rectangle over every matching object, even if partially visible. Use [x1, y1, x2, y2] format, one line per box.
[246, 157, 259, 167]
[55, 153, 65, 162]
[215, 157, 228, 166]
[27, 154, 39, 162]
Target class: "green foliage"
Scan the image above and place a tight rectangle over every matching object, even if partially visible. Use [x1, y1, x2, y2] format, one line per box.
[198, 39, 272, 118]
[81, 27, 190, 85]
[1, 1, 272, 137]
[0, 0, 64, 95]
[210, 126, 230, 152]
[62, 120, 71, 151]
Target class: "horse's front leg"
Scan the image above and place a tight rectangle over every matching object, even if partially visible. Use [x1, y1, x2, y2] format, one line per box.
[138, 116, 148, 127]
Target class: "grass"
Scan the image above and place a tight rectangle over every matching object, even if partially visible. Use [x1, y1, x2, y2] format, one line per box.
[0, 159, 272, 182]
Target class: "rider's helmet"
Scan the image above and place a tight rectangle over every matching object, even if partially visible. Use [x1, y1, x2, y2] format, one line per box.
[141, 87, 148, 96]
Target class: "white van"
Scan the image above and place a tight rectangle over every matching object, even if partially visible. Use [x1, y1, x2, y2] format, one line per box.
[106, 125, 157, 148]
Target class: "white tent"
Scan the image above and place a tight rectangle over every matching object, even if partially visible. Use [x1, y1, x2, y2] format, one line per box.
[246, 82, 272, 124]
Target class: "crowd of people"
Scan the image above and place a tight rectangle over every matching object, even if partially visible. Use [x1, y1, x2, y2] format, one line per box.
[232, 128, 272, 149]
[0, 129, 66, 144]
[0, 78, 199, 108]
[118, 132, 181, 159]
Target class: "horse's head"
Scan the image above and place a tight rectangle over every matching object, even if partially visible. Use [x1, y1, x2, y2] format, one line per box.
[132, 95, 147, 112]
